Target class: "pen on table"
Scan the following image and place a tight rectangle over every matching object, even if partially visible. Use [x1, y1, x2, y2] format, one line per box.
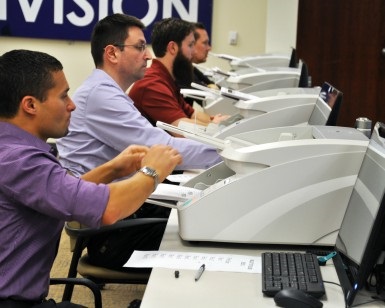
[195, 264, 205, 282]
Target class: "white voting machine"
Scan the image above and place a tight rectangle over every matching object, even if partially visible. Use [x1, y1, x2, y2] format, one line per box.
[150, 123, 369, 247]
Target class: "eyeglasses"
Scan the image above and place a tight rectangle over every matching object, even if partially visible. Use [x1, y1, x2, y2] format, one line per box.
[113, 43, 147, 53]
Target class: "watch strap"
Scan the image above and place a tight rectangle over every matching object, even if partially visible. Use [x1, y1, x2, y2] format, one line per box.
[138, 166, 159, 191]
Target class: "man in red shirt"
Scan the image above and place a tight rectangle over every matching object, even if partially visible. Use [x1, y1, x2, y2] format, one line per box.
[129, 18, 228, 136]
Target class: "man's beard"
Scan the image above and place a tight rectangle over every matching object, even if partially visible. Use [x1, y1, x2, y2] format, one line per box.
[173, 50, 194, 88]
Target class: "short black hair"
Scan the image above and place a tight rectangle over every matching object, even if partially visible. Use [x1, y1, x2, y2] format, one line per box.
[192, 22, 206, 40]
[151, 18, 195, 57]
[0, 49, 63, 118]
[91, 13, 145, 67]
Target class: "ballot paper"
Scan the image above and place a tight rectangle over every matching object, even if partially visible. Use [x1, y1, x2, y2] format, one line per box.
[165, 173, 195, 184]
[149, 183, 202, 202]
[166, 169, 202, 184]
[124, 250, 261, 274]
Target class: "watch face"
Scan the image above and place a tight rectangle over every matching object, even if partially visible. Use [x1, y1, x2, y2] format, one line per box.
[143, 167, 155, 176]
[141, 167, 158, 177]
[140, 167, 158, 191]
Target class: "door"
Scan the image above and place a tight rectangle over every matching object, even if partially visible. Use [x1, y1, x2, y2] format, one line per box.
[296, 0, 385, 128]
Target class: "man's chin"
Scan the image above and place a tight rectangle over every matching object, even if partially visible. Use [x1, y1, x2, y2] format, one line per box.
[60, 129, 70, 138]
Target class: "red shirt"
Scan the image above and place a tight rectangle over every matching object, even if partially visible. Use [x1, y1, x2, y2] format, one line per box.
[129, 59, 195, 126]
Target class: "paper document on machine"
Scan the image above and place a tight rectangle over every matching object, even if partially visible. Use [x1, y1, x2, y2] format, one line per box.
[166, 170, 202, 184]
[149, 183, 202, 201]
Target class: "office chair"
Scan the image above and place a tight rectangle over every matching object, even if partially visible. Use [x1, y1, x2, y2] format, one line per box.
[62, 218, 167, 303]
[288, 48, 298, 68]
[298, 61, 309, 88]
[49, 236, 103, 307]
[50, 277, 102, 308]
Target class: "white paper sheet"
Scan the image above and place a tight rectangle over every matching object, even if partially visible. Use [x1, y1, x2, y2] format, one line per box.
[124, 250, 261, 274]
[149, 183, 202, 201]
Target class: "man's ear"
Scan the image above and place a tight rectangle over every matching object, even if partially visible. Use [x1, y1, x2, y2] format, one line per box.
[20, 96, 38, 115]
[167, 41, 178, 56]
[104, 44, 119, 64]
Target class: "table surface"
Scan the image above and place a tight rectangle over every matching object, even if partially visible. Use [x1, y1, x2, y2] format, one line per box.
[140, 210, 384, 307]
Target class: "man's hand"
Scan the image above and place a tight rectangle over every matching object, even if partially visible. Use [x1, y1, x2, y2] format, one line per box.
[211, 113, 230, 124]
[141, 144, 182, 182]
[110, 145, 149, 179]
[207, 83, 219, 90]
[102, 145, 182, 225]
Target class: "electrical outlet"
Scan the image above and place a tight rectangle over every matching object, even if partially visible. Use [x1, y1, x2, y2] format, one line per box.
[228, 31, 237, 45]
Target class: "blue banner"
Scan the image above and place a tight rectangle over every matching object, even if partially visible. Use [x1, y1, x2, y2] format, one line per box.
[0, 0, 213, 42]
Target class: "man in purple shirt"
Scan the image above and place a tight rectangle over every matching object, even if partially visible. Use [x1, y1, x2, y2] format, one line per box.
[0, 49, 181, 307]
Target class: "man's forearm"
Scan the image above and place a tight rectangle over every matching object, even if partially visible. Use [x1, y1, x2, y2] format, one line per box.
[80, 160, 120, 184]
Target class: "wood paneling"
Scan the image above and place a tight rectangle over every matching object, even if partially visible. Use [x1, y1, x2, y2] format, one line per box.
[297, 0, 385, 128]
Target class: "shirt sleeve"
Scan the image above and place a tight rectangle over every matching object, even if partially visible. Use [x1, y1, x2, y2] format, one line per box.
[58, 77, 221, 172]
[85, 83, 175, 151]
[84, 83, 221, 170]
[0, 146, 108, 228]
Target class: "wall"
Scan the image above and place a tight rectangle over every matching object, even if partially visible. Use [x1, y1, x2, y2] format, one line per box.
[206, 0, 298, 70]
[0, 0, 298, 93]
[0, 37, 94, 96]
[266, 0, 298, 53]
[206, 0, 268, 70]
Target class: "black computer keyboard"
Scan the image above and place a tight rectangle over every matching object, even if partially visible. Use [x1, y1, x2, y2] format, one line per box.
[262, 252, 325, 298]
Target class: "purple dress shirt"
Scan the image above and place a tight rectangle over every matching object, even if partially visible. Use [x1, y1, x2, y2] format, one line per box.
[0, 122, 109, 301]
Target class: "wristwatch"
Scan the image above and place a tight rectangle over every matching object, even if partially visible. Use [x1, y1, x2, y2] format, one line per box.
[138, 166, 159, 191]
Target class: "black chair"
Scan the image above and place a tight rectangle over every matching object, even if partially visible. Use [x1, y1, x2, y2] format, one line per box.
[298, 61, 309, 88]
[288, 48, 298, 68]
[50, 277, 102, 308]
[62, 218, 168, 304]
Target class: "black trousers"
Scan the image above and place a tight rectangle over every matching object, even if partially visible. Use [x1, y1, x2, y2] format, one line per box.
[87, 203, 170, 271]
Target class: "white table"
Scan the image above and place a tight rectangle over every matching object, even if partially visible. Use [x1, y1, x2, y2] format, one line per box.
[140, 210, 383, 307]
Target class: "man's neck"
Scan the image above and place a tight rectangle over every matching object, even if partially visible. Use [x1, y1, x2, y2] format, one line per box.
[155, 57, 175, 80]
[98, 66, 135, 92]
[1, 117, 44, 141]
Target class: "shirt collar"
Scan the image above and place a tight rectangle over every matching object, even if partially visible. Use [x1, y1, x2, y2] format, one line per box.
[0, 121, 52, 154]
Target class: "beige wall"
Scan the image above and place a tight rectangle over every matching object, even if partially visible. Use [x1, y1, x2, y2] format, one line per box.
[266, 0, 298, 53]
[0, 0, 298, 92]
[0, 37, 94, 96]
[206, 0, 267, 70]
[207, 0, 298, 70]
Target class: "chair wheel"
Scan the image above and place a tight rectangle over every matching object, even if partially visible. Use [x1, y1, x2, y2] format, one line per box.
[128, 298, 141, 308]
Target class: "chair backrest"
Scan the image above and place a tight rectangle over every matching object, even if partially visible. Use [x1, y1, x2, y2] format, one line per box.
[66, 221, 86, 252]
[289, 48, 298, 68]
[298, 61, 309, 88]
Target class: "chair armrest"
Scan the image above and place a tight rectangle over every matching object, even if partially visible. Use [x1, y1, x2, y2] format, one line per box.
[50, 277, 102, 308]
[65, 217, 168, 237]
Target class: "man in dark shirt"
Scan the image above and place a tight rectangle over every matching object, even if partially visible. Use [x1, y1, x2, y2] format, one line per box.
[180, 22, 219, 107]
[191, 22, 219, 89]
